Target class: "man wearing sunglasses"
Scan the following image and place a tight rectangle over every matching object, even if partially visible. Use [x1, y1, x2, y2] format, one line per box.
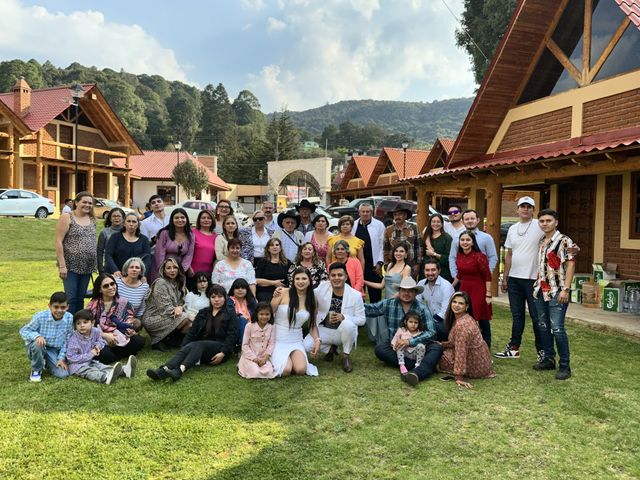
[443, 204, 465, 239]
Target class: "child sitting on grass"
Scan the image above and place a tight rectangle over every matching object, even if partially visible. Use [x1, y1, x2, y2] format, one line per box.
[19, 292, 73, 382]
[391, 311, 426, 378]
[237, 302, 275, 379]
[66, 309, 137, 384]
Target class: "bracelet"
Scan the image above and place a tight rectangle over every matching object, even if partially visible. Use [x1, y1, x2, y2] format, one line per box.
[486, 295, 492, 298]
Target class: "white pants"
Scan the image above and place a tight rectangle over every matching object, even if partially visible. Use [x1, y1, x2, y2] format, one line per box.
[303, 319, 358, 355]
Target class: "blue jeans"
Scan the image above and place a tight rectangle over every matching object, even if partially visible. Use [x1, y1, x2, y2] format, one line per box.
[62, 271, 92, 314]
[374, 341, 443, 381]
[507, 277, 542, 350]
[26, 342, 69, 378]
[433, 315, 449, 341]
[536, 294, 570, 368]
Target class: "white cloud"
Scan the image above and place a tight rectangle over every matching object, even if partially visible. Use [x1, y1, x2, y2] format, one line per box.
[241, 0, 268, 10]
[0, 0, 189, 83]
[248, 0, 475, 111]
[242, 23, 253, 31]
[266, 16, 287, 33]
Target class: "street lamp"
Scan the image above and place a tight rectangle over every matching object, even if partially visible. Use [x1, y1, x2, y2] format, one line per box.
[70, 83, 84, 194]
[173, 140, 182, 203]
[401, 141, 409, 181]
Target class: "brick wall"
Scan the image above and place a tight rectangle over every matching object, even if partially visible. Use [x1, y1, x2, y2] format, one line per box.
[604, 175, 640, 280]
[78, 130, 111, 165]
[583, 88, 640, 136]
[497, 107, 572, 152]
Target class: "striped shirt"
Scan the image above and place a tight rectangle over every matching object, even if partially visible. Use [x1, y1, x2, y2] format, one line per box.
[19, 310, 73, 360]
[116, 277, 149, 317]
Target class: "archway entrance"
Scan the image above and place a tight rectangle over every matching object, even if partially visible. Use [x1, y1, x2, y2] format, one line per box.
[267, 157, 332, 205]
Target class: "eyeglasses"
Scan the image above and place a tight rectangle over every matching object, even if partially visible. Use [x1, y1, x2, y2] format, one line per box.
[253, 217, 265, 221]
[102, 282, 116, 289]
[219, 205, 230, 209]
[447, 209, 460, 215]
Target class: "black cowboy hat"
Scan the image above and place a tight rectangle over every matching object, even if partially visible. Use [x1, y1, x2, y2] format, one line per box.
[391, 204, 412, 218]
[295, 199, 317, 213]
[277, 209, 301, 229]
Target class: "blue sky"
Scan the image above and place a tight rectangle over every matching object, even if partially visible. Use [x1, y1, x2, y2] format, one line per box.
[0, 0, 476, 112]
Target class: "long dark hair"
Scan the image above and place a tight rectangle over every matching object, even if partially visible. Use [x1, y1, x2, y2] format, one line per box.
[221, 215, 239, 240]
[123, 212, 141, 237]
[228, 278, 256, 306]
[91, 272, 120, 300]
[444, 291, 475, 333]
[288, 267, 316, 329]
[457, 230, 481, 253]
[251, 301, 274, 324]
[157, 256, 186, 293]
[424, 213, 446, 241]
[161, 208, 192, 241]
[190, 271, 211, 294]
[388, 241, 409, 270]
[205, 284, 228, 336]
[104, 207, 125, 228]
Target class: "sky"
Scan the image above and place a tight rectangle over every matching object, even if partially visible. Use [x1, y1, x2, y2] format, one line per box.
[0, 0, 477, 112]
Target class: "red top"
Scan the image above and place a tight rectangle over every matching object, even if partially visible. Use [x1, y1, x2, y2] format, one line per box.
[456, 250, 492, 321]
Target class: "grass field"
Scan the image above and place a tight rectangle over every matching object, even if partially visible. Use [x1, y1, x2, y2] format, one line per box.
[1, 217, 639, 480]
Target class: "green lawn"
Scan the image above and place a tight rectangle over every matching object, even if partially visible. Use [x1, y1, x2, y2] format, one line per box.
[1, 218, 639, 480]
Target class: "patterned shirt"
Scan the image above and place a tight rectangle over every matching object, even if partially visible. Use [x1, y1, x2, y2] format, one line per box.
[383, 223, 421, 266]
[19, 310, 74, 360]
[364, 298, 435, 345]
[533, 230, 575, 301]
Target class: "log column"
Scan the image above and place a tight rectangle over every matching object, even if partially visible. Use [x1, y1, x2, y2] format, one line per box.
[485, 175, 503, 296]
[124, 150, 131, 207]
[416, 186, 431, 235]
[88, 150, 94, 194]
[35, 131, 43, 194]
[8, 124, 15, 188]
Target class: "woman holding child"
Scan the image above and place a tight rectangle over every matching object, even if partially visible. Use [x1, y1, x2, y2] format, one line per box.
[86, 273, 146, 364]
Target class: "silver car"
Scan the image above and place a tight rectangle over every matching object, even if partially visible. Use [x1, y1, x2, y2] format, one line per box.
[0, 188, 55, 218]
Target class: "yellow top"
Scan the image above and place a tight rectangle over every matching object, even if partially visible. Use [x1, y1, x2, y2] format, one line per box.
[326, 235, 365, 265]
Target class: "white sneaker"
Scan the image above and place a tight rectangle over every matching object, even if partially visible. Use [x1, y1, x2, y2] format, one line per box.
[122, 355, 137, 378]
[494, 344, 520, 359]
[106, 363, 123, 385]
[30, 370, 42, 382]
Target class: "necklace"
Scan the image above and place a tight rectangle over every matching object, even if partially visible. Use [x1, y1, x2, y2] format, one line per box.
[517, 221, 532, 236]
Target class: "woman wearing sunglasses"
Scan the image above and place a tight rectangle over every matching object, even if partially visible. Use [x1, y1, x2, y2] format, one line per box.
[248, 210, 274, 265]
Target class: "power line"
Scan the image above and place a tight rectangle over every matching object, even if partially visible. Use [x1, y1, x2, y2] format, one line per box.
[440, 0, 489, 62]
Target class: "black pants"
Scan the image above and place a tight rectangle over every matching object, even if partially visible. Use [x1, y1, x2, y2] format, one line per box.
[478, 320, 491, 347]
[165, 340, 227, 370]
[364, 263, 382, 303]
[433, 315, 449, 341]
[98, 334, 146, 364]
[374, 341, 443, 381]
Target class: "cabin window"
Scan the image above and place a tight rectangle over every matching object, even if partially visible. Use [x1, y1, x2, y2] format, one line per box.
[632, 172, 640, 239]
[46, 165, 58, 188]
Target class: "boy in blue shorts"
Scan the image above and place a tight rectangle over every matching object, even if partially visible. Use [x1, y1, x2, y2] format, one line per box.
[19, 292, 73, 382]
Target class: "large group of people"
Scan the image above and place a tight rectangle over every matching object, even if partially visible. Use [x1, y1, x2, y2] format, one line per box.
[21, 192, 577, 386]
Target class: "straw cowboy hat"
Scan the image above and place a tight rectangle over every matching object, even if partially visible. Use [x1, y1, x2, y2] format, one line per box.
[397, 277, 424, 294]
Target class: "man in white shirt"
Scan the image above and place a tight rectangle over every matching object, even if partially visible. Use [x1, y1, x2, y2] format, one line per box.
[140, 194, 169, 246]
[494, 196, 543, 359]
[352, 203, 386, 303]
[448, 209, 499, 277]
[303, 263, 365, 373]
[417, 259, 455, 340]
[61, 198, 73, 215]
[443, 204, 465, 239]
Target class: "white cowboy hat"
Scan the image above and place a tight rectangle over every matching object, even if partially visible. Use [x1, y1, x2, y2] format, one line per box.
[397, 277, 424, 294]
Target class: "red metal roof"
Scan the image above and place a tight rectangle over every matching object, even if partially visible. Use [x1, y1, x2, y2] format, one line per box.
[616, 0, 640, 28]
[352, 155, 378, 186]
[382, 147, 430, 180]
[438, 138, 456, 155]
[115, 150, 231, 191]
[0, 84, 93, 132]
[409, 125, 640, 180]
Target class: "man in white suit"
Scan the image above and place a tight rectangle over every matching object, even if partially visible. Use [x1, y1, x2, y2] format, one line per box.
[303, 262, 365, 372]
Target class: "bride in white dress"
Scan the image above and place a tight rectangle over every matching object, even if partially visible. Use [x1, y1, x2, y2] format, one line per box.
[270, 266, 321, 377]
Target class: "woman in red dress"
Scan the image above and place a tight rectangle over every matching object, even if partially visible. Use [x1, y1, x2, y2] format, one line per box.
[452, 230, 492, 346]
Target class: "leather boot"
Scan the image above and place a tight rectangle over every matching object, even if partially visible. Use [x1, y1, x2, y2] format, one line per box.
[341, 353, 353, 373]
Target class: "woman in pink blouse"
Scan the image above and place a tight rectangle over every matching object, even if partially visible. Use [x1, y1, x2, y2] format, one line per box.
[438, 292, 495, 388]
[151, 208, 195, 283]
[304, 214, 333, 263]
[189, 210, 217, 290]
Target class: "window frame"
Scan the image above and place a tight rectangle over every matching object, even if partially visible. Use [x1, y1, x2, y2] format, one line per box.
[631, 171, 640, 240]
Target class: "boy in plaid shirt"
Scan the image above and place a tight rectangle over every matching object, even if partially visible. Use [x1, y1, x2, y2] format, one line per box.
[20, 292, 73, 382]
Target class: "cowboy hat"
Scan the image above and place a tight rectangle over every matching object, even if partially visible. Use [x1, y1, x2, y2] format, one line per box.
[277, 209, 301, 229]
[391, 204, 413, 219]
[295, 199, 317, 213]
[397, 277, 424, 293]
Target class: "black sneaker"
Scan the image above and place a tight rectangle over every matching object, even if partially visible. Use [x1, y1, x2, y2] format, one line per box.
[532, 357, 556, 371]
[146, 367, 168, 381]
[556, 368, 572, 380]
[166, 367, 182, 382]
[406, 372, 420, 387]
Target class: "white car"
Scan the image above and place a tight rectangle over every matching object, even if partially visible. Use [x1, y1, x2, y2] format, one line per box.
[0, 188, 55, 218]
[165, 200, 249, 227]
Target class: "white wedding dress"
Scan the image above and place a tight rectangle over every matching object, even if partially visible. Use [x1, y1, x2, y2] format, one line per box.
[271, 305, 319, 377]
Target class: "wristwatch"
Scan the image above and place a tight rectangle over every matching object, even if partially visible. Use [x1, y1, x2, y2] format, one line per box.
[562, 287, 571, 293]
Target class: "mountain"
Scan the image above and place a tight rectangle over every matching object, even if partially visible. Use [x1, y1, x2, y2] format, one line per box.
[279, 98, 473, 145]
